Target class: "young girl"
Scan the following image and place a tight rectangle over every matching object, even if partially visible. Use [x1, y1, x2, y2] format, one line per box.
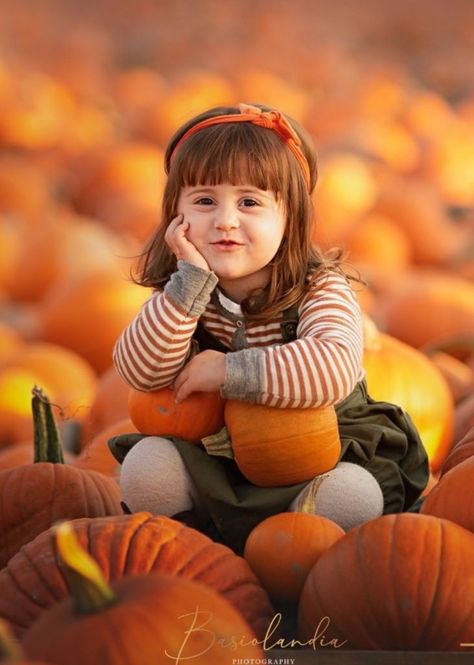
[110, 103, 429, 553]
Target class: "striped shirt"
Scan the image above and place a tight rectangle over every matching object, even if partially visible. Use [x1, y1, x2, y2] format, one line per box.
[113, 261, 364, 408]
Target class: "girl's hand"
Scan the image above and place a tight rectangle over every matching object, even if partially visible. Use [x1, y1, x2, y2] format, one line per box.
[173, 350, 226, 403]
[165, 214, 210, 271]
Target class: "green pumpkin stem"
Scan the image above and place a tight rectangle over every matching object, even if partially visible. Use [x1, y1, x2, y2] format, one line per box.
[55, 522, 116, 615]
[0, 618, 23, 662]
[201, 426, 235, 459]
[32, 386, 64, 464]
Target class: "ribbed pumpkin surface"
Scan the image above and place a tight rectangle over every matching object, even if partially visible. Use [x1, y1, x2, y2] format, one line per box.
[298, 513, 474, 650]
[0, 512, 274, 640]
[0, 463, 122, 568]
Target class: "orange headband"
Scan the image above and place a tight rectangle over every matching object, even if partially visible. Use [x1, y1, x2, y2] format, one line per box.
[167, 103, 311, 191]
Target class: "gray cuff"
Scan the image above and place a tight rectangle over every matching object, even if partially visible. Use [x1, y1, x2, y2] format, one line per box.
[165, 260, 218, 317]
[221, 348, 264, 402]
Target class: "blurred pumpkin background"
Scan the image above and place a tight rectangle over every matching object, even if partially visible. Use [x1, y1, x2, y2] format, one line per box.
[0, 0, 473, 480]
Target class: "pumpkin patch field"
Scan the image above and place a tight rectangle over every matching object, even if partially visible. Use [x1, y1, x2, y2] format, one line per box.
[1, 0, 474, 661]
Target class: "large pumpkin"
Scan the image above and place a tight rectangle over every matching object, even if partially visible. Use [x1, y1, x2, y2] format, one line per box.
[0, 618, 52, 665]
[38, 270, 151, 373]
[218, 400, 341, 487]
[378, 271, 474, 350]
[80, 365, 131, 445]
[0, 388, 122, 568]
[74, 417, 138, 479]
[421, 456, 474, 532]
[128, 386, 225, 442]
[363, 329, 454, 472]
[23, 522, 264, 665]
[298, 513, 474, 650]
[0, 512, 274, 640]
[0, 341, 98, 424]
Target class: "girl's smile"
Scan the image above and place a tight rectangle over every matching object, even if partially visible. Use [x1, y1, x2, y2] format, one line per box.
[177, 183, 286, 301]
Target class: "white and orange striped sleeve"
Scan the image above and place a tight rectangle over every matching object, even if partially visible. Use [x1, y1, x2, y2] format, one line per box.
[113, 261, 218, 390]
[222, 272, 364, 408]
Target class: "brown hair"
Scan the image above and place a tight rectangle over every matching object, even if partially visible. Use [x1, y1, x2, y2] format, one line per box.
[133, 103, 349, 321]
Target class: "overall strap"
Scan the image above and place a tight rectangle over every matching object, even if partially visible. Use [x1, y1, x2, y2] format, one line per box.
[193, 303, 300, 353]
[193, 320, 231, 353]
[280, 303, 299, 343]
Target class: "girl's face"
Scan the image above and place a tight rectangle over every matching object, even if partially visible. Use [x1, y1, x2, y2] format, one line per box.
[176, 183, 286, 302]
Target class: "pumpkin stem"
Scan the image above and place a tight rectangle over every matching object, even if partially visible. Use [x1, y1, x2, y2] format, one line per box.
[55, 522, 116, 615]
[0, 618, 23, 662]
[201, 426, 235, 459]
[32, 386, 64, 464]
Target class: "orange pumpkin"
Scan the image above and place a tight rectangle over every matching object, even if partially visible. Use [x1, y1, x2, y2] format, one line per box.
[373, 179, 467, 265]
[378, 270, 474, 350]
[0, 512, 274, 641]
[23, 522, 264, 665]
[0, 321, 22, 365]
[72, 141, 166, 240]
[74, 417, 138, 478]
[429, 351, 474, 404]
[441, 425, 474, 476]
[81, 365, 133, 445]
[0, 440, 74, 472]
[452, 393, 474, 445]
[311, 153, 378, 247]
[345, 212, 412, 288]
[421, 456, 474, 532]
[128, 386, 225, 442]
[0, 342, 98, 424]
[139, 72, 235, 146]
[298, 513, 474, 650]
[363, 330, 454, 472]
[220, 400, 341, 487]
[244, 512, 344, 603]
[0, 618, 52, 665]
[3, 214, 133, 302]
[0, 367, 55, 446]
[0, 155, 53, 221]
[0, 388, 122, 568]
[38, 270, 151, 373]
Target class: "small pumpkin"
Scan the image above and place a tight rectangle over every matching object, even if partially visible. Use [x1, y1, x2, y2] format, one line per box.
[298, 513, 474, 650]
[0, 387, 122, 568]
[215, 400, 341, 487]
[128, 386, 225, 442]
[0, 512, 274, 640]
[244, 512, 344, 603]
[421, 456, 474, 532]
[23, 522, 264, 665]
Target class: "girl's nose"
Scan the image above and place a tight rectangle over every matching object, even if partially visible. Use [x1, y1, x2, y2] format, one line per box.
[214, 207, 240, 230]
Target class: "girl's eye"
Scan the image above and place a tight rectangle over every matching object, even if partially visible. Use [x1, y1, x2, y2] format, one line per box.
[195, 197, 214, 205]
[241, 198, 258, 207]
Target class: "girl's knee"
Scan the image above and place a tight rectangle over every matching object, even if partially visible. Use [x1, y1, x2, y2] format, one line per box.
[120, 436, 199, 517]
[289, 461, 384, 531]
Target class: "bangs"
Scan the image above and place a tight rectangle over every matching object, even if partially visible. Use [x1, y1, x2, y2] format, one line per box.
[169, 123, 292, 193]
